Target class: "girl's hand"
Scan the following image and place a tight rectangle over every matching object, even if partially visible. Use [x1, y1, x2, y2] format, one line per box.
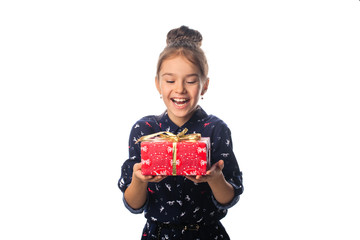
[125, 163, 166, 210]
[185, 160, 225, 184]
[132, 163, 167, 183]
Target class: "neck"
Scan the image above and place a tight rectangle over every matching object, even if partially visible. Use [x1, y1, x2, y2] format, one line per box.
[168, 115, 191, 128]
[167, 107, 198, 127]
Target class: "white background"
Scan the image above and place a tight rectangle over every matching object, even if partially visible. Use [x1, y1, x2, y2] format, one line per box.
[1, 0, 359, 239]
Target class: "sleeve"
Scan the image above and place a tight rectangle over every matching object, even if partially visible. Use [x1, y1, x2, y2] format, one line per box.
[210, 122, 244, 210]
[118, 120, 153, 213]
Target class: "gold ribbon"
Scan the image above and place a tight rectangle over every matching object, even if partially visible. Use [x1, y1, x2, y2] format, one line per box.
[136, 128, 201, 175]
[135, 128, 201, 144]
[172, 142, 177, 175]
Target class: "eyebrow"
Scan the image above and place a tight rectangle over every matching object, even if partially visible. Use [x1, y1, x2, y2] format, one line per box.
[161, 73, 175, 77]
[161, 73, 199, 78]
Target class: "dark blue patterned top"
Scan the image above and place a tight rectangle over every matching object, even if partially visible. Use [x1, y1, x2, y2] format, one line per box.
[118, 106, 243, 239]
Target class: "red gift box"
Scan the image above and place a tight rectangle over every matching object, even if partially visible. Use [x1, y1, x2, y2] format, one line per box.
[138, 129, 210, 176]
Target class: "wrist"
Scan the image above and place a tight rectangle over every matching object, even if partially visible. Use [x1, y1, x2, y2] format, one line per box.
[207, 173, 235, 206]
[132, 173, 149, 186]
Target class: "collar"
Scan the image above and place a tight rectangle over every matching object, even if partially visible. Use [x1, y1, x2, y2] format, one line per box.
[157, 105, 209, 133]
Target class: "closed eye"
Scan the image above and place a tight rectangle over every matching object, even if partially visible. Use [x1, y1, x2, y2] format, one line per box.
[186, 79, 199, 84]
[185, 75, 199, 84]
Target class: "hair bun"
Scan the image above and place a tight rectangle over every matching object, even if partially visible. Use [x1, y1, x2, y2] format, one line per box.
[166, 26, 203, 48]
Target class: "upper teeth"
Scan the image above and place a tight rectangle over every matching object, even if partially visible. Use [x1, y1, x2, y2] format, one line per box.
[173, 98, 187, 102]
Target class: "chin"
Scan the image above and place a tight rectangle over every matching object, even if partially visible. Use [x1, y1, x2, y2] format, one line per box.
[173, 107, 196, 118]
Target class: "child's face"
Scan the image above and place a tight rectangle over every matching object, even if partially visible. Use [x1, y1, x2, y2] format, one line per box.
[156, 55, 209, 127]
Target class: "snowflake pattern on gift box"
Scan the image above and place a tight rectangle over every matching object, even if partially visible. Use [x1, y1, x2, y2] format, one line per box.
[140, 140, 210, 176]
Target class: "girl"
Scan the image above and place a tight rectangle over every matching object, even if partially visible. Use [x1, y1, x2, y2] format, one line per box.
[118, 26, 243, 240]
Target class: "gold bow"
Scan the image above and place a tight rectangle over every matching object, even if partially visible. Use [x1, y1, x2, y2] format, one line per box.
[136, 128, 202, 175]
[135, 128, 201, 144]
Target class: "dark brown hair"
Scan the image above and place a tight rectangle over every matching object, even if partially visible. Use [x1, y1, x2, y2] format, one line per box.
[156, 26, 209, 81]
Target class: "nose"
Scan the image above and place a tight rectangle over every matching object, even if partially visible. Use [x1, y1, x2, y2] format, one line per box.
[174, 80, 186, 94]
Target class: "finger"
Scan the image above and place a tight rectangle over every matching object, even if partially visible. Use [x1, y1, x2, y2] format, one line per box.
[206, 161, 224, 176]
[149, 175, 167, 182]
[197, 175, 209, 182]
[208, 163, 218, 172]
[143, 175, 154, 181]
[217, 160, 225, 170]
[206, 164, 219, 175]
[155, 175, 167, 181]
[185, 175, 195, 181]
[133, 163, 142, 171]
[185, 176, 198, 182]
[187, 175, 207, 183]
[209, 160, 224, 171]
[196, 175, 203, 180]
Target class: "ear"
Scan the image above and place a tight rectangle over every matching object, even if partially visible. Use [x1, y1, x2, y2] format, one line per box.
[201, 78, 210, 95]
[155, 76, 161, 95]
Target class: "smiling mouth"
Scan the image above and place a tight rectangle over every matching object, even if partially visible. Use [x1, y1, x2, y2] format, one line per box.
[171, 98, 190, 106]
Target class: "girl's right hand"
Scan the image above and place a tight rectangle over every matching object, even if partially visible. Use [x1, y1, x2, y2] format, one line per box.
[132, 163, 167, 183]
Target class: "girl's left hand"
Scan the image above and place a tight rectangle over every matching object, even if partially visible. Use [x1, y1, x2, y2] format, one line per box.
[185, 160, 224, 184]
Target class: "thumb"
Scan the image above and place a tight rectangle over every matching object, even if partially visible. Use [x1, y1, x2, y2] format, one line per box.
[133, 163, 142, 172]
[216, 160, 225, 170]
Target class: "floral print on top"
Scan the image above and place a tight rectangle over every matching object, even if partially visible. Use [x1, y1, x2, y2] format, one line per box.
[118, 106, 243, 240]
